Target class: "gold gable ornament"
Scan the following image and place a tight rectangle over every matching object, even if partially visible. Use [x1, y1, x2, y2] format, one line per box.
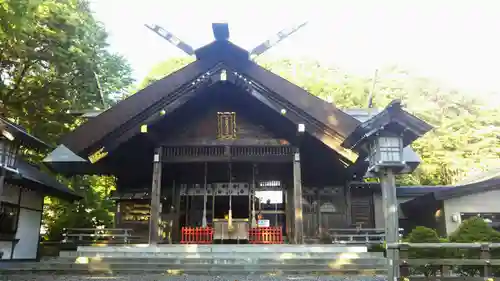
[217, 112, 236, 140]
[88, 147, 108, 164]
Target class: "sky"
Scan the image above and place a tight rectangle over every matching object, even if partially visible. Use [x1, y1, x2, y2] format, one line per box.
[89, 0, 500, 96]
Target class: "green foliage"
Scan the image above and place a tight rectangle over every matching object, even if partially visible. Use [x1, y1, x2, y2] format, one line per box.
[43, 176, 116, 241]
[404, 226, 449, 276]
[367, 243, 385, 253]
[0, 0, 132, 238]
[0, 0, 133, 143]
[406, 226, 441, 243]
[449, 217, 500, 243]
[449, 217, 500, 276]
[136, 57, 194, 91]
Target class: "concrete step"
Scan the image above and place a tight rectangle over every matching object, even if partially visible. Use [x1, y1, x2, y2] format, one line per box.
[6, 245, 386, 275]
[60, 251, 384, 259]
[0, 262, 387, 275]
[75, 244, 368, 254]
[38, 257, 388, 266]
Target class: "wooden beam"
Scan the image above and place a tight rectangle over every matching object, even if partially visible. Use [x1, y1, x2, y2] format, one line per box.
[162, 155, 293, 163]
[148, 147, 162, 244]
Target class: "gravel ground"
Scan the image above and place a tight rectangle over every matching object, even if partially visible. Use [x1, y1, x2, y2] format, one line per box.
[1, 274, 388, 281]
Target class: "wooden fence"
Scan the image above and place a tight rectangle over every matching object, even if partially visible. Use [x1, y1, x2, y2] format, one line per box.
[388, 242, 500, 280]
[62, 228, 139, 245]
[327, 228, 404, 245]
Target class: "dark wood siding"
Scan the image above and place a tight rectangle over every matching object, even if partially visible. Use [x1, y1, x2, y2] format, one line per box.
[162, 106, 286, 146]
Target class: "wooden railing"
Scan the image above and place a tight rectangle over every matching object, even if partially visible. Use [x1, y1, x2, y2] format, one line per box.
[387, 242, 500, 280]
[327, 228, 404, 245]
[62, 228, 138, 245]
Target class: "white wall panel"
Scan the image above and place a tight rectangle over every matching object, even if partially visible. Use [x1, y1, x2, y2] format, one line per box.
[13, 208, 41, 259]
[0, 241, 13, 259]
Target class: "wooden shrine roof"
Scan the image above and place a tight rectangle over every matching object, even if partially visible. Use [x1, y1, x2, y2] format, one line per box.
[56, 40, 361, 163]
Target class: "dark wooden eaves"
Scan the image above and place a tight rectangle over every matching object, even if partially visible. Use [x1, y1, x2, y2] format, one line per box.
[60, 58, 220, 155]
[9, 159, 82, 201]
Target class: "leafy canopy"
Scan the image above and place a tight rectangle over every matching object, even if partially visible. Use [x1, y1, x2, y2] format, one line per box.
[0, 0, 133, 144]
[1, 0, 134, 237]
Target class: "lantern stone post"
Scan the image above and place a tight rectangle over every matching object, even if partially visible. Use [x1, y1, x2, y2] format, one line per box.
[368, 133, 406, 281]
[341, 100, 434, 281]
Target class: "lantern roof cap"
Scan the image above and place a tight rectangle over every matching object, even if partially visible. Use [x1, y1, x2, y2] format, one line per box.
[341, 99, 433, 154]
[0, 116, 52, 151]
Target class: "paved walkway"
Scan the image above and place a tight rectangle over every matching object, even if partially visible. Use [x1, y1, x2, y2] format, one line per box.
[2, 274, 387, 281]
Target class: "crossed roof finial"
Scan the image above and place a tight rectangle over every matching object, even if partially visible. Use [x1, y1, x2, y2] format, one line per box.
[145, 21, 308, 60]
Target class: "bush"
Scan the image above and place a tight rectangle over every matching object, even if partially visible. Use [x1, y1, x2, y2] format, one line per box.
[449, 217, 500, 243]
[449, 217, 500, 276]
[368, 243, 386, 253]
[404, 226, 450, 276]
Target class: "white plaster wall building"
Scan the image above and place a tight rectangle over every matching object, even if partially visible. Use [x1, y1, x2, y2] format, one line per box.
[401, 170, 500, 236]
[0, 117, 80, 260]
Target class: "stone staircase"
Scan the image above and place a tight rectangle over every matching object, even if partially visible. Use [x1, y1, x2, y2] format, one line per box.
[0, 244, 388, 276]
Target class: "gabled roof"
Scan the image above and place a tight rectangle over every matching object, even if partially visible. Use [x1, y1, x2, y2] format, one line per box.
[48, 40, 362, 170]
[401, 170, 500, 211]
[348, 181, 454, 197]
[433, 171, 500, 200]
[0, 116, 51, 150]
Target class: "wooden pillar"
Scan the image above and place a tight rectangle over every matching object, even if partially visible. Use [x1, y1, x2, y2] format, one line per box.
[379, 168, 399, 280]
[115, 202, 122, 227]
[286, 182, 294, 241]
[293, 149, 304, 244]
[149, 147, 162, 245]
[316, 190, 322, 237]
[172, 180, 181, 243]
[345, 182, 352, 226]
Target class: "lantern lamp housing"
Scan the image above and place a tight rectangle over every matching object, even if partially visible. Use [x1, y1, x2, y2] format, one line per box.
[368, 133, 406, 173]
[0, 137, 20, 169]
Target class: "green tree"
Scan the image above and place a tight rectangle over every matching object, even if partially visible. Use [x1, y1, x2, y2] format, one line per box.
[0, 0, 132, 238]
[0, 0, 133, 144]
[136, 57, 194, 91]
[43, 176, 116, 241]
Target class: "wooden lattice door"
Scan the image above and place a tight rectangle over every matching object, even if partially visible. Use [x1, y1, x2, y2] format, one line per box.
[350, 188, 375, 228]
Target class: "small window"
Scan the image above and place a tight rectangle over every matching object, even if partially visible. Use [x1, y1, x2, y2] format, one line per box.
[217, 112, 236, 140]
[461, 213, 500, 231]
[0, 203, 19, 235]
